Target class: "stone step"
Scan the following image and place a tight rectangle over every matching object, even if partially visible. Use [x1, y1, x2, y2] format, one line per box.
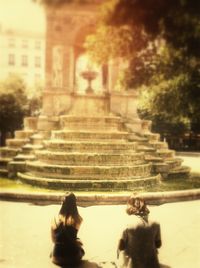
[51, 130, 129, 141]
[0, 147, 19, 158]
[0, 168, 8, 177]
[143, 133, 160, 141]
[7, 161, 26, 178]
[144, 156, 163, 162]
[157, 149, 175, 159]
[35, 151, 145, 166]
[168, 166, 191, 179]
[18, 172, 161, 190]
[15, 130, 35, 139]
[29, 133, 45, 145]
[127, 133, 148, 143]
[13, 154, 36, 161]
[0, 158, 11, 168]
[165, 158, 183, 169]
[137, 146, 156, 153]
[44, 140, 138, 153]
[151, 162, 169, 179]
[149, 141, 168, 150]
[6, 139, 30, 148]
[60, 115, 123, 131]
[37, 116, 60, 131]
[26, 161, 152, 178]
[24, 117, 38, 130]
[22, 144, 44, 154]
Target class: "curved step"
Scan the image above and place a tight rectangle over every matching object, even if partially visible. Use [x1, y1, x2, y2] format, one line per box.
[18, 172, 161, 191]
[0, 147, 19, 158]
[15, 130, 35, 139]
[149, 141, 168, 150]
[157, 149, 175, 159]
[14, 154, 36, 161]
[60, 115, 123, 131]
[26, 161, 152, 178]
[51, 130, 129, 140]
[0, 168, 8, 176]
[165, 158, 183, 169]
[168, 166, 191, 179]
[143, 133, 160, 141]
[44, 140, 138, 153]
[35, 151, 145, 166]
[137, 146, 156, 153]
[22, 144, 44, 154]
[6, 139, 30, 148]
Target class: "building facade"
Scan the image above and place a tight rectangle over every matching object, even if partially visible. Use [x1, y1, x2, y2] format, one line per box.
[0, 25, 45, 87]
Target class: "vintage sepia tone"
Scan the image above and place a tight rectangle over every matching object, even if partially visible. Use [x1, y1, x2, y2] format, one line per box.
[0, 1, 190, 192]
[0, 1, 199, 268]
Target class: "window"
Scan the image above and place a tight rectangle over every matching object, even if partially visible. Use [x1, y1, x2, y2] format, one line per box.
[8, 38, 15, 48]
[8, 54, 15, 65]
[35, 41, 41, 49]
[21, 55, 28, 66]
[35, 56, 41, 68]
[22, 39, 28, 48]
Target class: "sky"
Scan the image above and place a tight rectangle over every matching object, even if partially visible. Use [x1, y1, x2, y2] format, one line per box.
[0, 0, 45, 32]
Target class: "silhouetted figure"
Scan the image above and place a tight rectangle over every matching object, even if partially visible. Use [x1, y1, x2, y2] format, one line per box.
[117, 196, 162, 268]
[50, 192, 85, 267]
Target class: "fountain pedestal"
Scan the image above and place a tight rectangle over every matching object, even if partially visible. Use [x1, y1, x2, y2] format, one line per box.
[81, 70, 98, 94]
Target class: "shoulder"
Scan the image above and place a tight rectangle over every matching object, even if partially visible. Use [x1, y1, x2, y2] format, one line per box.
[75, 215, 83, 230]
[51, 216, 61, 230]
[148, 220, 161, 231]
[149, 219, 160, 226]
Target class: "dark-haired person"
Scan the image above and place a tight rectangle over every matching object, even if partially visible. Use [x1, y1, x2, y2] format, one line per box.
[50, 192, 85, 267]
[117, 196, 162, 268]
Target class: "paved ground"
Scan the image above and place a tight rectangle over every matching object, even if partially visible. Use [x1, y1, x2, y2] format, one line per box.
[180, 154, 200, 173]
[0, 199, 200, 268]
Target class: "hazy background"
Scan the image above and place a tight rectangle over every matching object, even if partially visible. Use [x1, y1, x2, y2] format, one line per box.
[0, 0, 45, 32]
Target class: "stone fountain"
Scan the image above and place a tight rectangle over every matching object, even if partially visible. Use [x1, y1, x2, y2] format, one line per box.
[81, 70, 98, 94]
[0, 1, 190, 191]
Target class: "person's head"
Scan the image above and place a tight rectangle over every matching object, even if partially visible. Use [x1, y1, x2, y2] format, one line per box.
[126, 196, 150, 220]
[59, 192, 78, 218]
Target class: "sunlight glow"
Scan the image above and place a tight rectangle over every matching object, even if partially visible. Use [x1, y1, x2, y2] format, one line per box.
[0, 0, 45, 32]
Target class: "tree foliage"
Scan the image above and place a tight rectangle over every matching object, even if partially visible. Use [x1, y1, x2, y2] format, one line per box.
[0, 75, 29, 133]
[34, 0, 200, 135]
[106, 0, 200, 58]
[86, 0, 200, 135]
[0, 74, 43, 145]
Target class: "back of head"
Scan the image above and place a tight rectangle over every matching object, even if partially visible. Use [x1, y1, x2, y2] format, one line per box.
[59, 192, 78, 217]
[126, 196, 150, 220]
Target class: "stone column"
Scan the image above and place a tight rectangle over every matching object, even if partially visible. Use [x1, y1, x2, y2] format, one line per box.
[52, 45, 64, 90]
[108, 59, 121, 93]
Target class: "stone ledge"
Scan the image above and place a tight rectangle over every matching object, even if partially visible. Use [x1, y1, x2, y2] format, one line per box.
[0, 188, 199, 206]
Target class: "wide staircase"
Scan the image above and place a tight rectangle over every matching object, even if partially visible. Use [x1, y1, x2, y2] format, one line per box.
[0, 115, 190, 191]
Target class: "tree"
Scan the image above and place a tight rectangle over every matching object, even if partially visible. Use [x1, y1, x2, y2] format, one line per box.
[105, 0, 200, 58]
[0, 75, 29, 145]
[0, 94, 26, 146]
[85, 0, 200, 137]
